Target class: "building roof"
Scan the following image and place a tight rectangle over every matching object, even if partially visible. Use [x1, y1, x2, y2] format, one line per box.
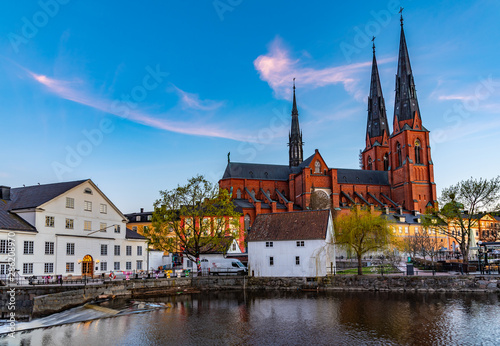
[125, 211, 153, 223]
[0, 209, 37, 232]
[248, 209, 330, 242]
[126, 228, 147, 240]
[336, 168, 389, 185]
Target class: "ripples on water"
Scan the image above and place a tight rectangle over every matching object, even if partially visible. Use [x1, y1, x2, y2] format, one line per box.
[1, 291, 500, 346]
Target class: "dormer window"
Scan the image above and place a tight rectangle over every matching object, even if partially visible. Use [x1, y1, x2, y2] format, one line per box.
[314, 160, 321, 174]
[84, 188, 92, 194]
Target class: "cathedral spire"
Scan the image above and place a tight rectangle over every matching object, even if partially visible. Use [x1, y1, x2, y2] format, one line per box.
[393, 13, 421, 131]
[366, 37, 389, 144]
[289, 78, 303, 167]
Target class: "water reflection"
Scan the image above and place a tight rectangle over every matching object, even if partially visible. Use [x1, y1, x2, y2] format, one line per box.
[1, 291, 499, 345]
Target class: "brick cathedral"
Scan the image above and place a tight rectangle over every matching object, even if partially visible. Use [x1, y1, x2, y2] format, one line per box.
[219, 17, 437, 229]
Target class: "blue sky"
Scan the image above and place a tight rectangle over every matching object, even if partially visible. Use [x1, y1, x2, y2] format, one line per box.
[1, 0, 500, 213]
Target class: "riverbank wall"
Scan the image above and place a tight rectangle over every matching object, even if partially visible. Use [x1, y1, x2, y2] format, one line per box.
[2, 275, 499, 320]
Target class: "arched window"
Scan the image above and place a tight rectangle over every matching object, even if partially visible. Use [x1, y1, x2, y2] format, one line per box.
[314, 160, 321, 173]
[367, 156, 373, 170]
[244, 214, 251, 231]
[415, 139, 422, 164]
[236, 189, 241, 199]
[251, 189, 255, 198]
[396, 142, 402, 167]
[383, 153, 389, 171]
[266, 189, 271, 198]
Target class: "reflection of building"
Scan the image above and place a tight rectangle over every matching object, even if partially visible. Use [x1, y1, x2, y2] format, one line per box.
[219, 17, 437, 235]
[0, 180, 147, 279]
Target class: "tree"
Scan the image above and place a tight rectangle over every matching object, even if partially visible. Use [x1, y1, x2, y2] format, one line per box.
[402, 229, 440, 261]
[334, 207, 393, 275]
[423, 176, 500, 264]
[147, 175, 241, 273]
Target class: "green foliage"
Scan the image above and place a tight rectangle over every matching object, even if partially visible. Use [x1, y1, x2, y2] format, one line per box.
[334, 207, 393, 275]
[146, 175, 241, 262]
[423, 176, 500, 263]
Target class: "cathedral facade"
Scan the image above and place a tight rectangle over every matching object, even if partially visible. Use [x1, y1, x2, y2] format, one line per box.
[219, 18, 437, 229]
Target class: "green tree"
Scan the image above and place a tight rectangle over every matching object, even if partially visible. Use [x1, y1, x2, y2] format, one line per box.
[422, 176, 500, 264]
[334, 207, 393, 275]
[147, 175, 241, 272]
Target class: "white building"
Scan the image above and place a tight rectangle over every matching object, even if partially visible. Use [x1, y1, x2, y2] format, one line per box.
[0, 179, 148, 279]
[248, 209, 335, 277]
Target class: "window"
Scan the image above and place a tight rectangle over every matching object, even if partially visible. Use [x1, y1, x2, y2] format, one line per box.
[296, 241, 304, 247]
[398, 227, 402, 234]
[84, 201, 92, 211]
[232, 243, 237, 251]
[100, 204, 107, 214]
[45, 216, 55, 227]
[44, 263, 54, 273]
[244, 214, 251, 231]
[266, 241, 273, 248]
[23, 263, 33, 274]
[126, 246, 132, 256]
[114, 245, 120, 256]
[269, 257, 274, 266]
[396, 142, 402, 167]
[84, 221, 92, 231]
[114, 262, 120, 270]
[100, 223, 107, 232]
[368, 156, 373, 170]
[296, 256, 300, 265]
[45, 242, 54, 255]
[392, 227, 396, 233]
[187, 259, 193, 268]
[314, 160, 321, 173]
[136, 215, 141, 222]
[415, 139, 422, 164]
[143, 226, 149, 232]
[383, 153, 389, 171]
[415, 227, 419, 234]
[24, 241, 34, 255]
[84, 188, 92, 194]
[101, 244, 108, 256]
[137, 246, 142, 256]
[405, 227, 409, 234]
[66, 262, 74, 273]
[100, 262, 107, 271]
[147, 215, 152, 221]
[66, 218, 74, 229]
[132, 226, 138, 232]
[137, 260, 143, 270]
[126, 262, 132, 270]
[114, 225, 121, 233]
[66, 197, 74, 209]
[237, 189, 241, 199]
[0, 240, 7, 254]
[66, 243, 75, 255]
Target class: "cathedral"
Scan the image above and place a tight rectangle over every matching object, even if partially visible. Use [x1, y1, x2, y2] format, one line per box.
[219, 16, 437, 229]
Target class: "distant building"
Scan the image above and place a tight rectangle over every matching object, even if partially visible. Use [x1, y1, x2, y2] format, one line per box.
[247, 210, 335, 277]
[0, 180, 147, 279]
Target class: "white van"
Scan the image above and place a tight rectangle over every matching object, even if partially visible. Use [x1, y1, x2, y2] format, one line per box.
[206, 258, 247, 275]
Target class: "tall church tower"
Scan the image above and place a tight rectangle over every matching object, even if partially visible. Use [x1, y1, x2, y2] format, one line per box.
[389, 14, 437, 213]
[362, 40, 390, 171]
[289, 79, 303, 167]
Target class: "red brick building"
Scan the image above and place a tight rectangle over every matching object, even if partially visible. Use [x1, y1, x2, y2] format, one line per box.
[219, 18, 437, 230]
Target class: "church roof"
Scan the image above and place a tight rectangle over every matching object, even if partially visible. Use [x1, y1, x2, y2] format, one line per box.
[366, 43, 389, 140]
[336, 168, 389, 185]
[222, 162, 292, 181]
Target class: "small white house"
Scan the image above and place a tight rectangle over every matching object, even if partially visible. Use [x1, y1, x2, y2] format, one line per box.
[0, 179, 148, 280]
[248, 209, 335, 277]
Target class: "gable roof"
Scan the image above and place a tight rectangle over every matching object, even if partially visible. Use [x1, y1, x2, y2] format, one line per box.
[248, 209, 330, 242]
[0, 209, 37, 232]
[126, 228, 147, 240]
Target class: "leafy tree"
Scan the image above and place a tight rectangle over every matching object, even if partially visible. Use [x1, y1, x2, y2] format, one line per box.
[402, 230, 440, 261]
[147, 175, 241, 272]
[334, 207, 393, 275]
[423, 176, 500, 264]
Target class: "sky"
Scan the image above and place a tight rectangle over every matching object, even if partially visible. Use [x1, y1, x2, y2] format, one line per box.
[1, 0, 500, 213]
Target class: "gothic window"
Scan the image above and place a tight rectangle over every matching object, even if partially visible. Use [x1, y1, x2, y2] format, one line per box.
[314, 160, 321, 174]
[236, 189, 241, 199]
[244, 214, 251, 231]
[415, 139, 422, 164]
[396, 142, 402, 167]
[251, 189, 255, 198]
[266, 189, 271, 198]
[368, 156, 373, 170]
[383, 153, 389, 171]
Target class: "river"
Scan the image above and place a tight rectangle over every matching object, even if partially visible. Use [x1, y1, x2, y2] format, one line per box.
[1, 291, 500, 345]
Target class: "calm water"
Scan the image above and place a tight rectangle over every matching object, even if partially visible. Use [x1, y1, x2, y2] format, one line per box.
[1, 291, 500, 345]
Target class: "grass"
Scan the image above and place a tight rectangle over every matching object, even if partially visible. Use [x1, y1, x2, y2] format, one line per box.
[336, 265, 399, 275]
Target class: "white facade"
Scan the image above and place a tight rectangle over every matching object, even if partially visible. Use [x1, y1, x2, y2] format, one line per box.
[248, 214, 335, 277]
[0, 180, 148, 278]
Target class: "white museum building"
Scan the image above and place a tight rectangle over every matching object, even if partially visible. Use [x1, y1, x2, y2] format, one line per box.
[0, 179, 148, 279]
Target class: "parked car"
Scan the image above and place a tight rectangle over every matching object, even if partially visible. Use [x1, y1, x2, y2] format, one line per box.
[206, 258, 247, 275]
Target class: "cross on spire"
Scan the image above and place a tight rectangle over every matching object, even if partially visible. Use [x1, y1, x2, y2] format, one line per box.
[399, 7, 404, 26]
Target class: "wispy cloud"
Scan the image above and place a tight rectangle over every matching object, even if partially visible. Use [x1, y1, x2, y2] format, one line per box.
[170, 84, 224, 111]
[25, 69, 254, 142]
[254, 37, 395, 101]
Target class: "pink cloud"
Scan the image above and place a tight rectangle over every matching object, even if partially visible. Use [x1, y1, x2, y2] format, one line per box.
[254, 37, 395, 101]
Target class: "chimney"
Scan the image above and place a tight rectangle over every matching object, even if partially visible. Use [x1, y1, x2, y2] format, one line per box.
[140, 208, 144, 213]
[398, 206, 403, 215]
[0, 186, 11, 200]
